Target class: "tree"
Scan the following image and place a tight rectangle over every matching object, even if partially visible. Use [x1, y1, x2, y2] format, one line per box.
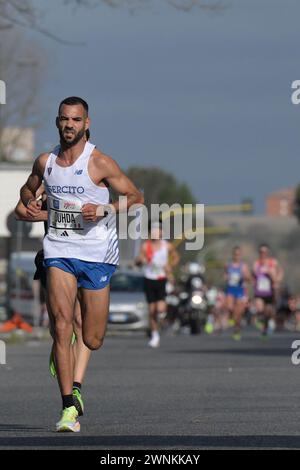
[126, 166, 196, 209]
[0, 30, 43, 161]
[0, 1, 225, 41]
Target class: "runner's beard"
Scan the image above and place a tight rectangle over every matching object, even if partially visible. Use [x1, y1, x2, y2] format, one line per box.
[59, 127, 86, 147]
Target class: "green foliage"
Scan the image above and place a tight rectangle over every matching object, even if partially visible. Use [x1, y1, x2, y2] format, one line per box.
[126, 166, 196, 209]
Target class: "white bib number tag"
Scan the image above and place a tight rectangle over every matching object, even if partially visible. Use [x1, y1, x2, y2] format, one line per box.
[257, 276, 271, 292]
[229, 272, 241, 287]
[48, 197, 85, 239]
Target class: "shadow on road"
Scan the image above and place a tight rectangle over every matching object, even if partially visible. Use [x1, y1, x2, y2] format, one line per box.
[0, 434, 300, 449]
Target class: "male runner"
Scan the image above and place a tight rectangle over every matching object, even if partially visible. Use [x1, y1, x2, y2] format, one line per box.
[253, 244, 283, 337]
[20, 96, 144, 432]
[224, 246, 251, 340]
[136, 221, 180, 348]
[15, 186, 91, 417]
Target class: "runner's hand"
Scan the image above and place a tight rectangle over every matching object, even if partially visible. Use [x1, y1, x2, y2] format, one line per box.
[26, 199, 42, 218]
[82, 203, 105, 222]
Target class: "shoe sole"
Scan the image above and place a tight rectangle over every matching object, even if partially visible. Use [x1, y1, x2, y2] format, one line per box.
[56, 421, 80, 433]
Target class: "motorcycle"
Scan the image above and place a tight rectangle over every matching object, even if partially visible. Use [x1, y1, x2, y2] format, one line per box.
[179, 275, 208, 334]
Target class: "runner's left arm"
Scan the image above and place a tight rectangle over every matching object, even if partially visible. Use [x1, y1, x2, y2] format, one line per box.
[135, 242, 148, 266]
[82, 153, 144, 222]
[275, 261, 284, 285]
[163, 243, 180, 280]
[168, 243, 180, 269]
[242, 263, 252, 283]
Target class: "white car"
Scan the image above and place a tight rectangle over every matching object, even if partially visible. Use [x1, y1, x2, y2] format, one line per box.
[108, 269, 148, 331]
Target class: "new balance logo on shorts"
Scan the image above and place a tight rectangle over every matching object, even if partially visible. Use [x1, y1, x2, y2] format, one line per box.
[60, 231, 69, 237]
[100, 276, 108, 282]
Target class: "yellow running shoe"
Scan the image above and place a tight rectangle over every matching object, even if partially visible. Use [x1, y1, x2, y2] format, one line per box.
[56, 406, 80, 433]
[49, 333, 76, 378]
[232, 332, 241, 341]
[204, 322, 214, 334]
[73, 388, 84, 416]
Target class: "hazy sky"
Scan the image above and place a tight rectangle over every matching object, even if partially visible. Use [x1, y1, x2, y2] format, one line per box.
[25, 0, 300, 213]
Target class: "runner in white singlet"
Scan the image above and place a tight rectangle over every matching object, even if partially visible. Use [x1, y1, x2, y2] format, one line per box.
[136, 221, 180, 348]
[20, 96, 144, 432]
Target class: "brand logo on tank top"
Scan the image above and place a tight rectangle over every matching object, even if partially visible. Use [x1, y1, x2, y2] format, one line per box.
[60, 230, 69, 237]
[74, 169, 83, 175]
[63, 201, 77, 210]
[45, 184, 85, 195]
[48, 167, 52, 175]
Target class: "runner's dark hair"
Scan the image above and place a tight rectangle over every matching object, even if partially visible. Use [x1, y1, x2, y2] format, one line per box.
[58, 96, 89, 115]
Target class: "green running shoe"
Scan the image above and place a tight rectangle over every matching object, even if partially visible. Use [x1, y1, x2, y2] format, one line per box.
[232, 332, 241, 341]
[255, 320, 264, 331]
[73, 388, 84, 416]
[49, 333, 76, 379]
[56, 405, 80, 433]
[204, 322, 214, 335]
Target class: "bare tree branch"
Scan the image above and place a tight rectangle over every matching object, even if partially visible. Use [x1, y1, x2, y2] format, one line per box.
[64, 0, 225, 11]
[0, 30, 43, 161]
[166, 0, 225, 12]
[0, 0, 84, 44]
[0, 0, 225, 38]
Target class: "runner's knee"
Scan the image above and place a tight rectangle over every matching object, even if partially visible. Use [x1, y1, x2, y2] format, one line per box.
[83, 334, 104, 351]
[54, 315, 73, 341]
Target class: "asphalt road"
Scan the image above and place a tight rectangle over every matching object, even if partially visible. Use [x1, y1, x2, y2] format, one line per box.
[1, 328, 300, 450]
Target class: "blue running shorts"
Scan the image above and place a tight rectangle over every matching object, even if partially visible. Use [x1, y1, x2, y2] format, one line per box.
[44, 258, 117, 290]
[226, 286, 245, 299]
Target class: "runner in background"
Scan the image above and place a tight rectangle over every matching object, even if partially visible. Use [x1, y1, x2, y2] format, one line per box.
[136, 221, 180, 348]
[224, 246, 251, 340]
[253, 244, 283, 337]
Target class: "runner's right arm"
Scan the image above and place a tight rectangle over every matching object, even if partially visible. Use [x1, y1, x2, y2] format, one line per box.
[16, 184, 47, 222]
[20, 154, 48, 218]
[15, 198, 47, 222]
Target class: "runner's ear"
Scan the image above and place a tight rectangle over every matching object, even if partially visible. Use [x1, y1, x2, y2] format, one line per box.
[55, 117, 59, 128]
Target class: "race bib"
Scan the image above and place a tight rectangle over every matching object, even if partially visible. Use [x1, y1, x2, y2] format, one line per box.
[257, 276, 271, 293]
[48, 197, 86, 239]
[228, 272, 241, 287]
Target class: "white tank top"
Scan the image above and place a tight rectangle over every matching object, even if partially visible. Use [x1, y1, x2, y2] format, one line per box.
[143, 240, 169, 280]
[43, 141, 119, 264]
